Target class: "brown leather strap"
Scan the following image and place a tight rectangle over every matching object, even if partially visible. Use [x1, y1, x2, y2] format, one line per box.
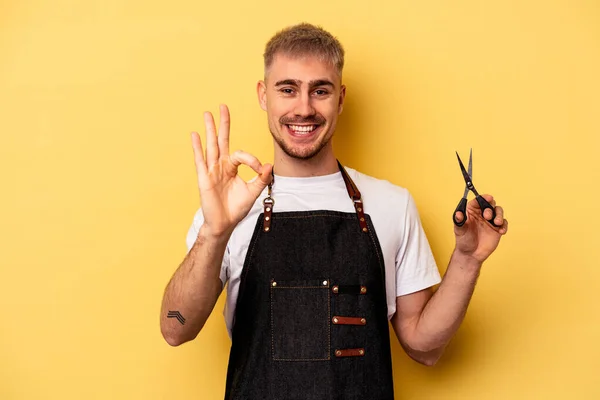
[262, 197, 273, 232]
[263, 160, 368, 233]
[337, 161, 369, 233]
[332, 316, 367, 325]
[335, 348, 365, 357]
[262, 174, 274, 232]
[337, 160, 361, 200]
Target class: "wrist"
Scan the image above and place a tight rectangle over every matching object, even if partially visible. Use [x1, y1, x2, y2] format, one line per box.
[451, 249, 483, 272]
[198, 224, 233, 246]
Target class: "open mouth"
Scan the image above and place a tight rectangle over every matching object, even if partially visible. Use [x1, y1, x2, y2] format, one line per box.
[285, 124, 321, 138]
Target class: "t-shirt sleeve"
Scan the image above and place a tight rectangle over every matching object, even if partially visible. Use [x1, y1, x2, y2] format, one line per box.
[395, 192, 441, 296]
[185, 208, 230, 287]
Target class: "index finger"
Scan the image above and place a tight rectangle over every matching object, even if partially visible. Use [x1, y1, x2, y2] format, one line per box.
[218, 104, 230, 157]
[191, 131, 208, 178]
[467, 194, 496, 210]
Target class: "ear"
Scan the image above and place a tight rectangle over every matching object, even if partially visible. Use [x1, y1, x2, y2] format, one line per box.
[338, 84, 346, 115]
[257, 80, 267, 111]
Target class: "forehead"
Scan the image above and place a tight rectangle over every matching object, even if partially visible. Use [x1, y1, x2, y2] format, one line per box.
[266, 54, 340, 85]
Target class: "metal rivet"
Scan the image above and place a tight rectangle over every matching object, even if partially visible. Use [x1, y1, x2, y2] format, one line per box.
[333, 317, 339, 324]
[322, 280, 328, 286]
[332, 286, 339, 293]
[265, 227, 270, 232]
[361, 318, 366, 324]
[266, 207, 271, 212]
[360, 286, 367, 294]
[362, 227, 368, 232]
[265, 216, 270, 221]
[335, 350, 342, 356]
[360, 217, 365, 222]
[359, 349, 364, 355]
[272, 281, 277, 287]
[358, 207, 362, 212]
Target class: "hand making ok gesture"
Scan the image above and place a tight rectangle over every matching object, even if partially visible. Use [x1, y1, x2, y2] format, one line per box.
[191, 104, 273, 237]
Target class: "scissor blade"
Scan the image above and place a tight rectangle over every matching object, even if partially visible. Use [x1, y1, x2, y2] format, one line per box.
[456, 152, 474, 195]
[468, 148, 472, 180]
[463, 149, 473, 198]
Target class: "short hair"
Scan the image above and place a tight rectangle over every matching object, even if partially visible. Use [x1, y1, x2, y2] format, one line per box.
[263, 23, 345, 77]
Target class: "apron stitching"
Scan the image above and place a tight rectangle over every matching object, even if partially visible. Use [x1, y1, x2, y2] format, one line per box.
[270, 285, 274, 360]
[239, 219, 263, 292]
[270, 285, 331, 361]
[368, 228, 385, 276]
[271, 286, 328, 289]
[272, 214, 355, 220]
[366, 219, 389, 319]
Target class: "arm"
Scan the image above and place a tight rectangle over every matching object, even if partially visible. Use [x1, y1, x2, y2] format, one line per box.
[160, 104, 272, 346]
[160, 225, 228, 346]
[391, 194, 508, 366]
[391, 251, 481, 366]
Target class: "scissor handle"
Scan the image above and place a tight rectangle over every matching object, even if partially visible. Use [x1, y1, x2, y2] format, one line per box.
[476, 196, 501, 227]
[454, 196, 502, 228]
[453, 198, 467, 227]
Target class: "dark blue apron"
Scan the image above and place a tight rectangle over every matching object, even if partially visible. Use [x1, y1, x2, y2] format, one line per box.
[224, 162, 395, 399]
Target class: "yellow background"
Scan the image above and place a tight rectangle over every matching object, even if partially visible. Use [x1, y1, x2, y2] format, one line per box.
[1, 0, 599, 399]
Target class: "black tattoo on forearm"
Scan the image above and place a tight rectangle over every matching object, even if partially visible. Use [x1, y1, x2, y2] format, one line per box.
[167, 311, 186, 325]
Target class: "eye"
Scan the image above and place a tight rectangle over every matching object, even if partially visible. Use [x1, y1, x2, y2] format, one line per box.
[314, 89, 329, 96]
[280, 88, 295, 95]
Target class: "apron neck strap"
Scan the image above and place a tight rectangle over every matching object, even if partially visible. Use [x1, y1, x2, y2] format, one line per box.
[262, 160, 369, 233]
[337, 161, 369, 233]
[337, 160, 361, 202]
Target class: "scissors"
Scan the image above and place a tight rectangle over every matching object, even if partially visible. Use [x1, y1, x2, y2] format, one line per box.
[453, 149, 500, 227]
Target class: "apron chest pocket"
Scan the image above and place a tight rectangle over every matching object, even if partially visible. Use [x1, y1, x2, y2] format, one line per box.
[270, 279, 331, 361]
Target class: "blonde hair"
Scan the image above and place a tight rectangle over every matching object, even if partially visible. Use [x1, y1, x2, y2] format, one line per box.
[263, 23, 345, 76]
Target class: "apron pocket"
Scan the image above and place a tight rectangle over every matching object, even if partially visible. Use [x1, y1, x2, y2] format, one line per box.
[270, 279, 330, 361]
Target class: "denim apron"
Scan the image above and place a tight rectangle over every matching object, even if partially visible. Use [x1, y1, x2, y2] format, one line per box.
[224, 162, 395, 399]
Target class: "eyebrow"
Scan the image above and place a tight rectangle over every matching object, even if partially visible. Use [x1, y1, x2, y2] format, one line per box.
[274, 79, 335, 88]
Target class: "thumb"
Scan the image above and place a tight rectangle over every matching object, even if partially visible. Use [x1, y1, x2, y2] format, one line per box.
[248, 163, 273, 197]
[453, 210, 469, 236]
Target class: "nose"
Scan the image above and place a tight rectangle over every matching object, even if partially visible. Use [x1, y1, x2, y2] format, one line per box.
[293, 92, 316, 118]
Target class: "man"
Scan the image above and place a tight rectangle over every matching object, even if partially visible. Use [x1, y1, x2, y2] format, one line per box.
[160, 23, 508, 399]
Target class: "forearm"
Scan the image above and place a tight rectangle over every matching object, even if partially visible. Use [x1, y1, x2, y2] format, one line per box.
[160, 225, 229, 346]
[410, 250, 482, 354]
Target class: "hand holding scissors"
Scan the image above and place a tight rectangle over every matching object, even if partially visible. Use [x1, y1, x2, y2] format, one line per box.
[453, 149, 501, 228]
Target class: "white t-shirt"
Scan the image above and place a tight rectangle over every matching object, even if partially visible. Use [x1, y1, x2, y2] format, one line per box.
[186, 168, 441, 337]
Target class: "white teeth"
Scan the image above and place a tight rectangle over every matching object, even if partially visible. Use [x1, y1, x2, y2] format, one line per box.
[288, 125, 317, 133]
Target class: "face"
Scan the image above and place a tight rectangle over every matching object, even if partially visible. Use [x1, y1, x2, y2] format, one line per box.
[257, 54, 346, 161]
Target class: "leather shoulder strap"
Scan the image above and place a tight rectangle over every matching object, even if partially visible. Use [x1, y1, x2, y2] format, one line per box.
[337, 160, 369, 233]
[262, 160, 369, 233]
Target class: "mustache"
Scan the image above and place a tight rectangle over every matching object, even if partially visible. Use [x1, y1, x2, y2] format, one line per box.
[280, 116, 325, 125]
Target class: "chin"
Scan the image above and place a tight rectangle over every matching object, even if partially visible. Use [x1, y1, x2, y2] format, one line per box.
[278, 136, 331, 161]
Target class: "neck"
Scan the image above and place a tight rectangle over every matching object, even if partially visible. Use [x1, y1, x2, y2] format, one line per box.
[272, 143, 338, 177]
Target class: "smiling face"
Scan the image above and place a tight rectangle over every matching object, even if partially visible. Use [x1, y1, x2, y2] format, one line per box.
[258, 53, 346, 162]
